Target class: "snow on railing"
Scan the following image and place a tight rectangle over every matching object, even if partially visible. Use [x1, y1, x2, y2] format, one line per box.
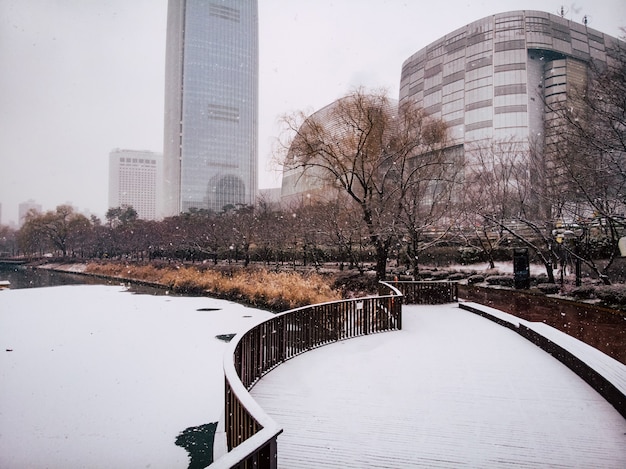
[210, 282, 403, 468]
[385, 280, 458, 304]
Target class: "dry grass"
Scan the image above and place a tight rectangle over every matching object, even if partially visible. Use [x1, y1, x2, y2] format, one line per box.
[85, 262, 341, 311]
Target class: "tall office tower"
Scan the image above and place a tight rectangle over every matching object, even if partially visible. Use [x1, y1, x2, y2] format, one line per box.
[108, 149, 162, 220]
[399, 11, 624, 216]
[18, 200, 42, 227]
[162, 0, 258, 216]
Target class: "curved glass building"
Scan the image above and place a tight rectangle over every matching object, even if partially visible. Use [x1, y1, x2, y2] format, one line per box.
[162, 0, 258, 216]
[280, 101, 340, 204]
[280, 96, 399, 205]
[399, 10, 624, 211]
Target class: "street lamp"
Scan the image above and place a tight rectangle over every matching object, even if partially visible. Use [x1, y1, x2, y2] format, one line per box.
[552, 224, 585, 287]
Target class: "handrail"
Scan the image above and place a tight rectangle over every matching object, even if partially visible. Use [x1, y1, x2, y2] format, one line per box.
[210, 281, 403, 468]
[385, 280, 458, 304]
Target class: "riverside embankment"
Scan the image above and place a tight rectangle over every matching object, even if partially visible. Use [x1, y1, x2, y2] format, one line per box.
[31, 260, 626, 363]
[459, 283, 626, 364]
[36, 261, 344, 312]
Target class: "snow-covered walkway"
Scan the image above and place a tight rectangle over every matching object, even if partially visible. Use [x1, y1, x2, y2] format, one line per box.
[251, 304, 626, 468]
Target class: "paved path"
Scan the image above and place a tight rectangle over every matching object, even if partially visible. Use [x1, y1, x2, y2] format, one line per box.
[251, 304, 626, 468]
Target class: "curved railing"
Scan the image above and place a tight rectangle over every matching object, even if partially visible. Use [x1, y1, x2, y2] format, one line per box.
[210, 282, 403, 468]
[385, 280, 458, 304]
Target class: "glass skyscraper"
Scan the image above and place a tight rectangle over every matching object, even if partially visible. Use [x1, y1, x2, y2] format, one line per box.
[162, 0, 258, 216]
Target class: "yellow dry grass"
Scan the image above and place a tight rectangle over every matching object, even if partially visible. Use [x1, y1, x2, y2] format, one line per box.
[85, 262, 341, 311]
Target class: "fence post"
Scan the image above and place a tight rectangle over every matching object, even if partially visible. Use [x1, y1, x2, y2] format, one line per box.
[364, 300, 369, 335]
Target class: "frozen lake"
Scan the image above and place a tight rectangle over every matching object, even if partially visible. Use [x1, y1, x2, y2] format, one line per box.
[0, 284, 272, 468]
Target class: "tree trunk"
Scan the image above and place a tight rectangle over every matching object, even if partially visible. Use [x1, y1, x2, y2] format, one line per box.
[544, 261, 555, 284]
[374, 241, 389, 281]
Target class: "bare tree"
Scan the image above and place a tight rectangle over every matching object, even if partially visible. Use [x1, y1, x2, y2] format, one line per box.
[314, 195, 369, 272]
[18, 205, 91, 258]
[278, 88, 448, 280]
[396, 142, 458, 278]
[543, 45, 626, 282]
[463, 139, 560, 282]
[0, 225, 18, 257]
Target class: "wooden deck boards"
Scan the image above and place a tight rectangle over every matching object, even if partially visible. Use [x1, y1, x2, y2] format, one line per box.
[250, 304, 626, 468]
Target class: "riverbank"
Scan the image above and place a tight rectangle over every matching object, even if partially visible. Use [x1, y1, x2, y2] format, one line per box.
[29, 258, 626, 312]
[37, 261, 345, 312]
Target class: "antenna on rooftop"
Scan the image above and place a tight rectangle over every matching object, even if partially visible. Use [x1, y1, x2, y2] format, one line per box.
[582, 15, 590, 26]
[558, 6, 568, 18]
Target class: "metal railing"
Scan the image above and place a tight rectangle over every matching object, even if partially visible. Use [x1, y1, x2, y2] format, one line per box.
[385, 280, 458, 304]
[211, 282, 403, 468]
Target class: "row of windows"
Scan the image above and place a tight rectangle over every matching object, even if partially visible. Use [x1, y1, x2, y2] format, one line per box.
[208, 4, 240, 23]
[118, 180, 155, 187]
[418, 54, 526, 90]
[118, 158, 157, 164]
[119, 171, 156, 178]
[207, 103, 240, 122]
[402, 14, 609, 96]
[495, 16, 524, 31]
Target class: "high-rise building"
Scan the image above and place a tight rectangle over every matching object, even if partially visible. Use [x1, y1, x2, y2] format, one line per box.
[399, 10, 624, 213]
[18, 200, 41, 227]
[162, 0, 258, 216]
[108, 149, 162, 220]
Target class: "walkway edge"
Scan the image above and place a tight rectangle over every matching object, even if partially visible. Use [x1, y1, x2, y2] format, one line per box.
[459, 302, 626, 419]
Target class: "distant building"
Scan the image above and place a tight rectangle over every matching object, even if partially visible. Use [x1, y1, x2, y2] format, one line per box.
[108, 149, 162, 220]
[399, 10, 625, 214]
[162, 0, 259, 216]
[18, 200, 42, 227]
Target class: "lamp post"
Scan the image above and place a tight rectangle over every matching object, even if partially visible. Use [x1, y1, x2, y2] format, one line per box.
[552, 223, 585, 287]
[571, 225, 585, 287]
[552, 222, 567, 287]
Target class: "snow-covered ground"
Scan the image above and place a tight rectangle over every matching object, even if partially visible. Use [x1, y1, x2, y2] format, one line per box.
[0, 285, 272, 469]
[446, 261, 547, 276]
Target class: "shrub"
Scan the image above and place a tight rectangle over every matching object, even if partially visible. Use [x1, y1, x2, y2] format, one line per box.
[485, 275, 514, 287]
[467, 275, 485, 285]
[429, 270, 451, 280]
[595, 285, 626, 307]
[537, 283, 560, 294]
[416, 270, 435, 280]
[570, 286, 595, 300]
[447, 272, 466, 281]
[458, 247, 483, 265]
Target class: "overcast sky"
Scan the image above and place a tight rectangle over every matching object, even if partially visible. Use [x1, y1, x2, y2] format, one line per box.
[0, 1, 624, 225]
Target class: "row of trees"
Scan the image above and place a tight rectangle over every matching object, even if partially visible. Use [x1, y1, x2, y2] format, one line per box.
[1, 176, 619, 285]
[2, 201, 396, 269]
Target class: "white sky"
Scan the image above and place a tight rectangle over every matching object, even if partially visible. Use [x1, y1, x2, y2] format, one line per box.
[0, 0, 624, 225]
